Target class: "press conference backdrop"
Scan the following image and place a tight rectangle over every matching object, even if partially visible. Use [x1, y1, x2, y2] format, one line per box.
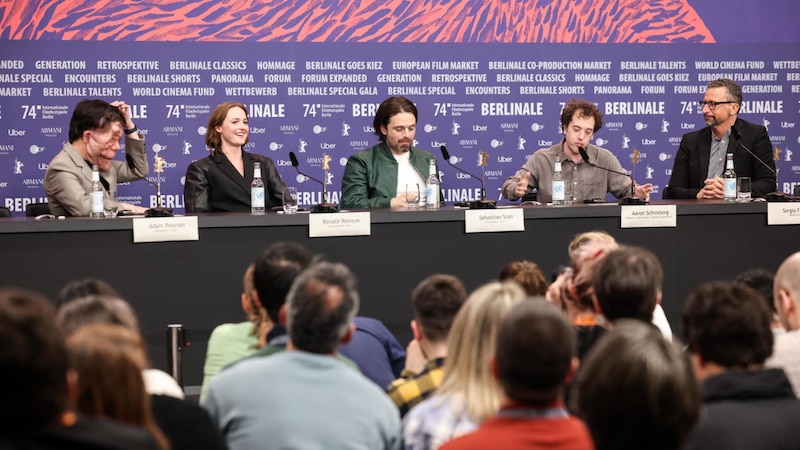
[1, 0, 799, 215]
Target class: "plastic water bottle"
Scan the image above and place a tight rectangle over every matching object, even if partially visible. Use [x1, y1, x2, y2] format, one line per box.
[723, 153, 736, 203]
[552, 162, 565, 206]
[90, 165, 104, 218]
[251, 162, 266, 214]
[426, 159, 440, 210]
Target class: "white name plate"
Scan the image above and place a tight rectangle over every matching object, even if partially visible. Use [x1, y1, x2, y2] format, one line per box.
[768, 203, 800, 225]
[620, 205, 677, 228]
[465, 208, 525, 233]
[309, 212, 371, 238]
[133, 216, 199, 243]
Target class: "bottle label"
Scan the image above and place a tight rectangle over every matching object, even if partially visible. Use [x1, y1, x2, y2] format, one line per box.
[552, 180, 565, 201]
[426, 184, 439, 208]
[91, 191, 104, 214]
[724, 179, 737, 199]
[251, 188, 265, 208]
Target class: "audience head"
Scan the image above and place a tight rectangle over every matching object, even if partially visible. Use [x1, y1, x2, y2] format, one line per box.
[495, 299, 576, 406]
[286, 262, 359, 354]
[57, 295, 139, 336]
[55, 277, 120, 308]
[498, 260, 549, 296]
[241, 263, 270, 343]
[568, 230, 617, 264]
[682, 281, 773, 376]
[254, 241, 318, 323]
[774, 252, 800, 331]
[410, 274, 467, 343]
[572, 320, 700, 450]
[66, 323, 168, 449]
[437, 281, 527, 423]
[205, 101, 249, 156]
[0, 288, 69, 431]
[593, 246, 663, 323]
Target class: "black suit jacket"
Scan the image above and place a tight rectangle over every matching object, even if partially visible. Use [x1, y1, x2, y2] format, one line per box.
[184, 150, 287, 212]
[663, 118, 776, 199]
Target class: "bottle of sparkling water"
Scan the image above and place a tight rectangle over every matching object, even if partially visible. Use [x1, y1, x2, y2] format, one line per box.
[251, 162, 266, 214]
[723, 153, 736, 203]
[426, 159, 440, 210]
[90, 165, 105, 218]
[552, 162, 565, 206]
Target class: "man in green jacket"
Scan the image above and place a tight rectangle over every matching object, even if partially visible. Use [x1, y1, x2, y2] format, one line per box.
[341, 96, 440, 209]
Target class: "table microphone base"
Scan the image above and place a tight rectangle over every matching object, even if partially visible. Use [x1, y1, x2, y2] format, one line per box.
[765, 192, 792, 202]
[145, 207, 174, 217]
[311, 203, 339, 213]
[470, 199, 497, 209]
[618, 197, 647, 205]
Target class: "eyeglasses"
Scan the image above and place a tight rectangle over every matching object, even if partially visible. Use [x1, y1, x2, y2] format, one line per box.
[698, 101, 735, 110]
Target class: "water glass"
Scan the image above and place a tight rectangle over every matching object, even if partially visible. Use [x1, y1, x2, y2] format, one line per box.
[283, 187, 298, 214]
[104, 191, 119, 218]
[405, 183, 420, 208]
[737, 177, 751, 202]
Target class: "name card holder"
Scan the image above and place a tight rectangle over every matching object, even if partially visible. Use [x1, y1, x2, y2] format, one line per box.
[309, 212, 371, 237]
[620, 205, 676, 228]
[133, 216, 199, 243]
[768, 203, 800, 225]
[465, 208, 525, 233]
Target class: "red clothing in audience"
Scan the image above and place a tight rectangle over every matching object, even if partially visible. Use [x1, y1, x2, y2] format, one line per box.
[441, 403, 594, 450]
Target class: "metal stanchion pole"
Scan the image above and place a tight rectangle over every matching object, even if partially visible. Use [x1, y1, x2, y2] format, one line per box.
[166, 324, 185, 388]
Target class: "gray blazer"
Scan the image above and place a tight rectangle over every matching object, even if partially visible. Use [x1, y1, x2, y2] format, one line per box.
[44, 136, 148, 216]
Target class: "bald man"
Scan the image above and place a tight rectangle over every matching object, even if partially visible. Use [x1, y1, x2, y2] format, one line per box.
[766, 252, 800, 396]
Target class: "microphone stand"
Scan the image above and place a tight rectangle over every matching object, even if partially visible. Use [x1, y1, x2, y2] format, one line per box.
[578, 147, 646, 205]
[440, 146, 496, 209]
[730, 125, 789, 202]
[289, 152, 338, 213]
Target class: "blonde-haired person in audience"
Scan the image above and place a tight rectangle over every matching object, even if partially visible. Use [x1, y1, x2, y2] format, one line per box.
[200, 264, 272, 402]
[498, 260, 549, 296]
[403, 281, 528, 450]
[66, 323, 170, 450]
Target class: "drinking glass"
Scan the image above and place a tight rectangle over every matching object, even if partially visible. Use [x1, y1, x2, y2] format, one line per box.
[283, 187, 298, 214]
[405, 183, 420, 208]
[103, 191, 118, 218]
[737, 177, 751, 203]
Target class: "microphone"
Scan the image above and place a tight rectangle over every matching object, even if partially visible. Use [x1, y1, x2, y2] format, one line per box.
[289, 152, 338, 213]
[578, 147, 646, 205]
[730, 126, 787, 201]
[440, 146, 496, 209]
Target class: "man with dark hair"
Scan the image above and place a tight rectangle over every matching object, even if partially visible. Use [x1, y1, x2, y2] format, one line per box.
[341, 96, 441, 209]
[683, 281, 800, 449]
[45, 99, 148, 216]
[664, 78, 776, 199]
[204, 263, 401, 449]
[237, 242, 399, 387]
[768, 252, 800, 396]
[735, 267, 782, 332]
[571, 320, 699, 450]
[387, 274, 467, 416]
[442, 300, 592, 450]
[252, 241, 317, 352]
[592, 245, 663, 324]
[502, 98, 652, 204]
[0, 287, 158, 449]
